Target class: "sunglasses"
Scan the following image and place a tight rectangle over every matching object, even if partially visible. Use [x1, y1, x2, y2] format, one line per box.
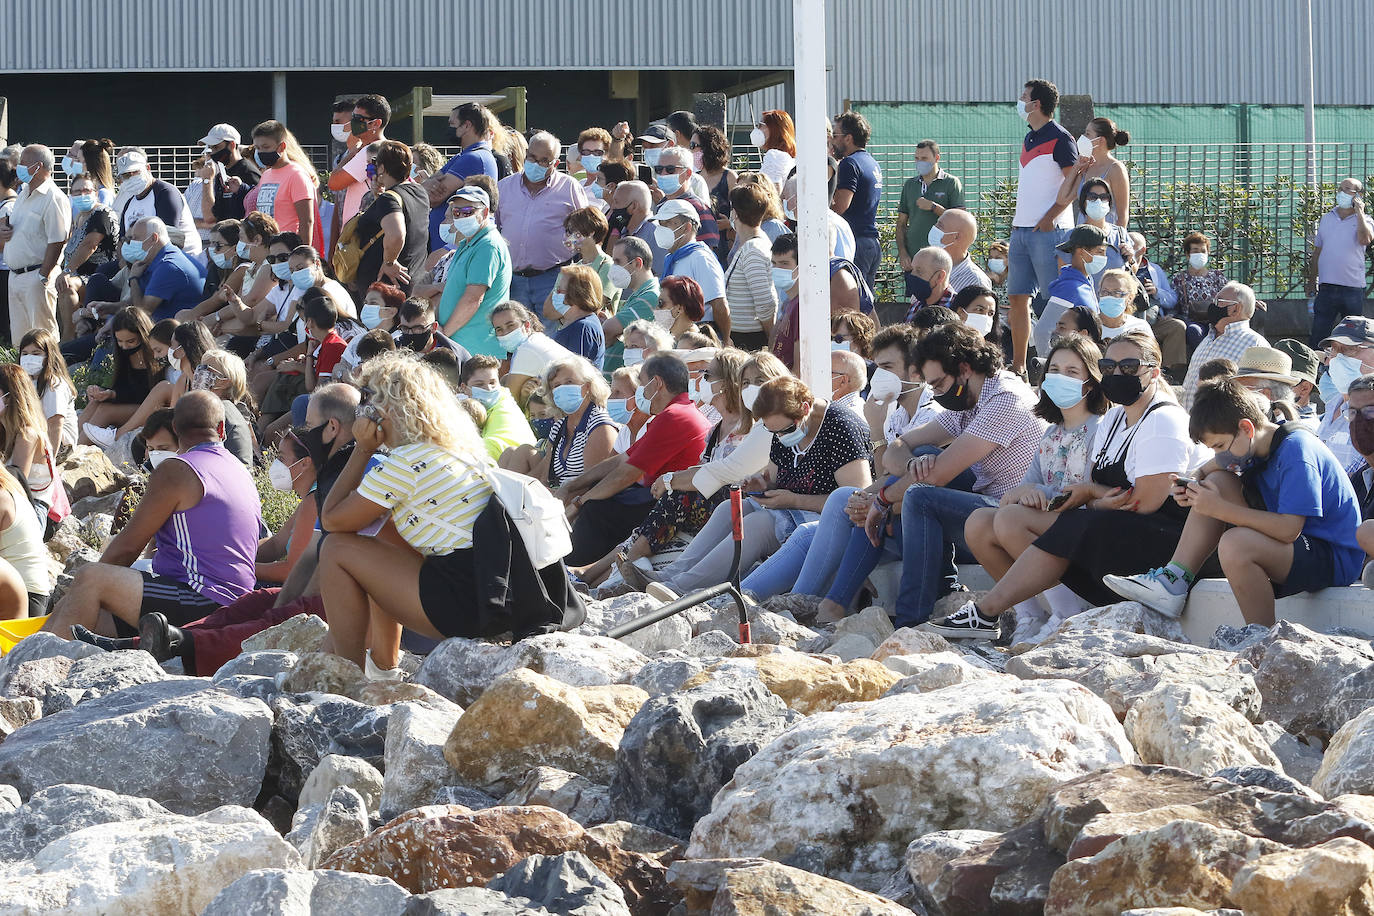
[1098, 358, 1157, 376]
[652, 164, 681, 175]
[266, 253, 292, 264]
[1084, 191, 1110, 201]
[450, 205, 479, 217]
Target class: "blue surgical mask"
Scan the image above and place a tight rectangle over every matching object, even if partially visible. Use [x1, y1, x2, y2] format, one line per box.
[587, 183, 603, 200]
[469, 385, 502, 408]
[606, 398, 632, 423]
[552, 290, 569, 315]
[236, 240, 252, 259]
[1319, 366, 1340, 405]
[1098, 296, 1127, 318]
[72, 194, 95, 213]
[580, 154, 603, 173]
[1040, 372, 1086, 409]
[1085, 254, 1108, 275]
[61, 156, 84, 177]
[1337, 191, 1355, 209]
[776, 420, 807, 449]
[454, 215, 481, 238]
[439, 222, 458, 245]
[643, 148, 663, 167]
[121, 240, 146, 263]
[635, 383, 655, 414]
[772, 267, 796, 291]
[553, 384, 585, 414]
[271, 261, 292, 280]
[656, 172, 682, 194]
[15, 164, 33, 184]
[209, 250, 230, 269]
[497, 328, 528, 352]
[523, 160, 549, 182]
[291, 267, 315, 291]
[1328, 353, 1366, 397]
[360, 304, 384, 329]
[915, 160, 934, 177]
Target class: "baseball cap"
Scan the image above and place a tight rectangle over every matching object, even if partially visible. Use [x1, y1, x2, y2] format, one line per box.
[115, 150, 148, 174]
[449, 186, 490, 208]
[1273, 338, 1320, 386]
[637, 124, 672, 144]
[1321, 316, 1374, 348]
[1055, 224, 1109, 253]
[649, 199, 701, 226]
[198, 124, 241, 147]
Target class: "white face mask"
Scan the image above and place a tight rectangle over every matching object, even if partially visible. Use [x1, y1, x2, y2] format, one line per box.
[268, 457, 298, 491]
[653, 224, 678, 250]
[653, 309, 675, 330]
[1084, 199, 1110, 221]
[622, 347, 644, 367]
[1076, 134, 1095, 158]
[987, 258, 1006, 274]
[741, 384, 761, 412]
[1337, 190, 1355, 208]
[750, 128, 766, 149]
[964, 312, 994, 335]
[330, 123, 350, 143]
[1016, 99, 1030, 121]
[608, 263, 632, 290]
[149, 449, 177, 468]
[19, 354, 44, 376]
[690, 377, 713, 405]
[1189, 252, 1209, 270]
[867, 367, 905, 403]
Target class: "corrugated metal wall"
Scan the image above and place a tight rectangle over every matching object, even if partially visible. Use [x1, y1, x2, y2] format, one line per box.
[8, 0, 1373, 106]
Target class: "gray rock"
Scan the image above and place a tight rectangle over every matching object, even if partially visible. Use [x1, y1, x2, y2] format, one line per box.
[0, 632, 101, 696]
[213, 650, 302, 682]
[300, 753, 384, 815]
[287, 785, 371, 868]
[1213, 765, 1322, 799]
[575, 593, 692, 655]
[683, 630, 742, 658]
[39, 650, 172, 715]
[68, 489, 125, 521]
[277, 651, 366, 697]
[215, 674, 282, 704]
[430, 784, 500, 809]
[696, 608, 817, 647]
[241, 612, 330, 655]
[269, 692, 391, 802]
[403, 888, 550, 915]
[201, 868, 412, 916]
[380, 700, 463, 820]
[1255, 721, 1325, 786]
[488, 851, 631, 916]
[1323, 662, 1374, 737]
[611, 673, 801, 839]
[501, 767, 613, 827]
[0, 785, 19, 814]
[0, 680, 272, 814]
[0, 697, 40, 741]
[629, 654, 707, 697]
[0, 784, 170, 864]
[1238, 620, 1374, 742]
[585, 821, 685, 863]
[1211, 623, 1272, 652]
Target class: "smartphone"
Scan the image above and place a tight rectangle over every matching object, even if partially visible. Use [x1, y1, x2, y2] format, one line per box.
[1173, 476, 1197, 489]
[357, 403, 384, 425]
[1046, 492, 1072, 511]
[745, 491, 767, 498]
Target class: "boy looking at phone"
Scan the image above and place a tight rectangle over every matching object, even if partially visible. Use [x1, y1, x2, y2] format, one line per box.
[1105, 377, 1362, 624]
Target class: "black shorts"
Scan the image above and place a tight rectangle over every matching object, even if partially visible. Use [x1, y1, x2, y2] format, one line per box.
[112, 572, 221, 638]
[416, 547, 479, 638]
[1276, 534, 1338, 598]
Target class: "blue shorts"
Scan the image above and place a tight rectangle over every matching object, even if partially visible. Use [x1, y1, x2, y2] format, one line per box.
[1275, 534, 1338, 598]
[1008, 225, 1070, 298]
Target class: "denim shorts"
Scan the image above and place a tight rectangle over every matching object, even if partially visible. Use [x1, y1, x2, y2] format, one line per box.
[1008, 225, 1069, 297]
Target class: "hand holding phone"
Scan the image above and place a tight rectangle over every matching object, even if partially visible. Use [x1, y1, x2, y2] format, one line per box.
[1046, 492, 1072, 511]
[1173, 476, 1197, 489]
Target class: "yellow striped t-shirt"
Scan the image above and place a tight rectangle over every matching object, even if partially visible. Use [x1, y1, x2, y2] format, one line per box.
[356, 442, 493, 556]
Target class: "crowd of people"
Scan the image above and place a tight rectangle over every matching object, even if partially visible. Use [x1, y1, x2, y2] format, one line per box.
[0, 75, 1370, 674]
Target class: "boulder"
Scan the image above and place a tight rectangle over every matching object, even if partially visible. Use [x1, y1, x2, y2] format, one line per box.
[59, 445, 125, 502]
[414, 634, 649, 706]
[68, 489, 125, 521]
[586, 822, 685, 864]
[882, 652, 1007, 694]
[269, 692, 390, 802]
[695, 607, 818, 648]
[36, 650, 173, 715]
[212, 650, 301, 682]
[431, 785, 500, 809]
[687, 679, 1134, 892]
[0, 632, 101, 696]
[288, 785, 371, 868]
[1044, 819, 1283, 915]
[1254, 721, 1324, 786]
[629, 654, 708, 697]
[1315, 705, 1374, 797]
[1323, 662, 1374, 738]
[1038, 766, 1231, 856]
[299, 754, 385, 816]
[487, 851, 631, 916]
[0, 680, 272, 814]
[0, 785, 170, 865]
[412, 638, 520, 706]
[1229, 837, 1374, 916]
[900, 829, 999, 891]
[667, 858, 917, 916]
[323, 804, 676, 915]
[575, 593, 692, 655]
[502, 767, 612, 827]
[816, 632, 877, 661]
[241, 613, 330, 655]
[1052, 601, 1188, 642]
[1237, 621, 1374, 741]
[1124, 684, 1284, 774]
[276, 652, 366, 697]
[401, 887, 547, 915]
[443, 669, 645, 793]
[683, 630, 741, 658]
[201, 868, 412, 916]
[0, 805, 298, 915]
[611, 674, 800, 839]
[928, 821, 1064, 916]
[684, 648, 900, 716]
[1212, 764, 1320, 800]
[0, 697, 40, 742]
[381, 700, 463, 820]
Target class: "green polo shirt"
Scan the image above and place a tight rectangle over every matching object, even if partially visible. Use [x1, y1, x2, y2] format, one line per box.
[438, 222, 512, 358]
[603, 277, 661, 372]
[897, 170, 965, 260]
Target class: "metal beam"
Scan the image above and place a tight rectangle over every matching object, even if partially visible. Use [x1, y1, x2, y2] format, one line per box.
[793, 0, 831, 397]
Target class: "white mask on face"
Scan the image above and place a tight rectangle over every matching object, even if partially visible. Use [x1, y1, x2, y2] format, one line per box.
[867, 367, 905, 403]
[608, 263, 632, 290]
[653, 224, 678, 250]
[622, 348, 644, 367]
[750, 128, 766, 149]
[330, 123, 350, 143]
[1076, 134, 1095, 158]
[987, 258, 1006, 274]
[148, 449, 178, 468]
[741, 384, 761, 412]
[268, 458, 298, 491]
[964, 312, 994, 336]
[19, 354, 44, 376]
[1189, 252, 1209, 270]
[1084, 199, 1111, 221]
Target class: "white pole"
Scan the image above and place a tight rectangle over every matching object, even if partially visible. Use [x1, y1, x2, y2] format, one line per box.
[272, 72, 289, 125]
[792, 0, 831, 397]
[1301, 0, 1317, 185]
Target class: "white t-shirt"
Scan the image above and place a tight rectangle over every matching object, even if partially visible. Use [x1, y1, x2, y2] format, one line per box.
[1100, 316, 1153, 340]
[510, 332, 573, 379]
[258, 283, 304, 348]
[883, 388, 945, 441]
[828, 210, 856, 261]
[1090, 391, 1208, 484]
[41, 383, 77, 450]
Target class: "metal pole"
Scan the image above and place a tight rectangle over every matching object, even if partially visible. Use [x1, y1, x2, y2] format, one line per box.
[1301, 0, 1317, 186]
[793, 0, 831, 396]
[272, 72, 288, 125]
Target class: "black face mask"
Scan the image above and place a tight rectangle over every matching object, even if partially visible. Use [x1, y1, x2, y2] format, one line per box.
[398, 330, 432, 352]
[211, 146, 233, 164]
[256, 149, 280, 168]
[1101, 373, 1147, 406]
[934, 378, 974, 411]
[908, 273, 932, 302]
[1207, 302, 1231, 329]
[607, 208, 631, 232]
[302, 421, 335, 470]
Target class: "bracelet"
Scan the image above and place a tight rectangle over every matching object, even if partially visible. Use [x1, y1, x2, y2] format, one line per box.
[876, 486, 892, 509]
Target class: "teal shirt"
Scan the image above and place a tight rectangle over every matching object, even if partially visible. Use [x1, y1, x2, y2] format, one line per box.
[603, 277, 661, 372]
[438, 223, 512, 358]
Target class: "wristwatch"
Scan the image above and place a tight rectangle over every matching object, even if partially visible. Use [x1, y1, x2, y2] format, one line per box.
[663, 472, 675, 493]
[266, 356, 275, 368]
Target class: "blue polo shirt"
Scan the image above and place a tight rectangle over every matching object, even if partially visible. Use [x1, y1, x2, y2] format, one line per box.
[1034, 264, 1099, 355]
[553, 314, 606, 370]
[428, 141, 498, 250]
[438, 222, 511, 358]
[142, 244, 207, 321]
[835, 149, 882, 239]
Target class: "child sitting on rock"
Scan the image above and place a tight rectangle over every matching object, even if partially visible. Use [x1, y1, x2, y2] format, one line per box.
[1105, 376, 1363, 624]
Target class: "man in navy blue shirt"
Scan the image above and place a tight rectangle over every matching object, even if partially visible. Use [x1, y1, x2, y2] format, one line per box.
[116, 216, 207, 322]
[1034, 224, 1104, 355]
[831, 111, 883, 288]
[423, 102, 498, 251]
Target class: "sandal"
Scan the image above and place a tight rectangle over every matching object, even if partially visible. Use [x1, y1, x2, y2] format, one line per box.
[614, 551, 660, 591]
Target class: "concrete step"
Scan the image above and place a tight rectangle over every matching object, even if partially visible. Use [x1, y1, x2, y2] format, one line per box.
[1179, 578, 1374, 645]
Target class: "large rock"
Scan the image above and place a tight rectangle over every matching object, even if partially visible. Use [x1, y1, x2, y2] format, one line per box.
[36, 650, 173, 715]
[928, 821, 1064, 916]
[202, 868, 412, 916]
[1229, 837, 1374, 916]
[872, 627, 957, 661]
[269, 692, 390, 802]
[586, 822, 685, 864]
[1323, 663, 1374, 738]
[487, 851, 631, 916]
[1041, 765, 1234, 855]
[0, 785, 170, 865]
[401, 887, 547, 915]
[687, 679, 1134, 892]
[241, 613, 329, 655]
[59, 445, 125, 502]
[683, 648, 900, 715]
[443, 669, 644, 793]
[502, 767, 612, 828]
[323, 804, 675, 915]
[381, 700, 463, 820]
[1044, 819, 1283, 915]
[1315, 705, 1374, 797]
[0, 632, 101, 696]
[668, 858, 917, 916]
[1052, 601, 1187, 642]
[900, 829, 999, 891]
[288, 785, 371, 868]
[1237, 621, 1374, 741]
[697, 608, 818, 648]
[0, 805, 298, 915]
[0, 680, 271, 814]
[299, 753, 384, 816]
[576, 593, 692, 656]
[611, 674, 800, 839]
[882, 651, 1007, 694]
[629, 654, 709, 697]
[213, 650, 301, 683]
[414, 635, 648, 707]
[0, 697, 40, 742]
[277, 652, 365, 698]
[1124, 684, 1284, 775]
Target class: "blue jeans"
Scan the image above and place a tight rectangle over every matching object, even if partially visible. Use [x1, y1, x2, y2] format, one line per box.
[853, 236, 881, 289]
[741, 487, 860, 598]
[1311, 283, 1368, 349]
[1008, 225, 1069, 298]
[508, 268, 560, 312]
[894, 485, 998, 627]
[741, 522, 816, 598]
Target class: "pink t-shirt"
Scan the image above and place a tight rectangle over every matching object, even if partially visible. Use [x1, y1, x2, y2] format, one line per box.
[338, 153, 370, 225]
[254, 162, 323, 250]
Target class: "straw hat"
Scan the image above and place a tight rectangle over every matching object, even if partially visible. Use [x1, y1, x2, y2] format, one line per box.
[1234, 346, 1299, 386]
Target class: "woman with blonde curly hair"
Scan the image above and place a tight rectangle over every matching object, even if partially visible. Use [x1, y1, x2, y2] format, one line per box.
[320, 351, 494, 674]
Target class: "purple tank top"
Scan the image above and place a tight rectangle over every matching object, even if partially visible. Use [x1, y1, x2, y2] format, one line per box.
[152, 442, 262, 605]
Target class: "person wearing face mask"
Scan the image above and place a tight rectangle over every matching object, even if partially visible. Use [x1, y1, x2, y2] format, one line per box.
[255, 431, 319, 585]
[494, 130, 589, 310]
[1105, 377, 1362, 625]
[1273, 338, 1322, 423]
[1317, 317, 1374, 474]
[607, 180, 666, 276]
[545, 265, 607, 370]
[1, 145, 70, 342]
[1170, 231, 1228, 350]
[436, 185, 512, 358]
[690, 126, 737, 264]
[650, 146, 721, 250]
[327, 94, 391, 234]
[59, 175, 119, 281]
[1307, 178, 1374, 349]
[750, 110, 796, 190]
[1032, 225, 1107, 358]
[77, 307, 165, 446]
[828, 111, 882, 288]
[87, 320, 214, 450]
[488, 300, 573, 407]
[897, 139, 964, 287]
[831, 349, 868, 420]
[652, 197, 729, 343]
[1057, 117, 1133, 228]
[246, 120, 323, 252]
[601, 237, 660, 371]
[195, 124, 259, 223]
[1181, 281, 1267, 410]
[722, 184, 777, 352]
[1074, 179, 1133, 291]
[550, 206, 619, 317]
[781, 167, 856, 260]
[927, 208, 989, 296]
[107, 149, 197, 261]
[423, 102, 499, 251]
[391, 296, 468, 362]
[573, 128, 612, 197]
[0, 362, 67, 537]
[1343, 377, 1374, 584]
[177, 220, 248, 329]
[951, 285, 1001, 343]
[529, 356, 617, 495]
[457, 354, 534, 461]
[903, 246, 954, 321]
[1094, 269, 1152, 341]
[1231, 346, 1312, 430]
[17, 329, 76, 455]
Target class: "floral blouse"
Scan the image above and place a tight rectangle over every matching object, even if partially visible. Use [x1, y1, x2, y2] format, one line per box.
[1169, 268, 1228, 323]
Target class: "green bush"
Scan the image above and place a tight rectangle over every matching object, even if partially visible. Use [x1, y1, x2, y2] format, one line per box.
[254, 449, 302, 535]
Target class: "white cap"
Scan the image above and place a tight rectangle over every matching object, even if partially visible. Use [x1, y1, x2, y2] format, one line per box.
[669, 347, 717, 365]
[116, 150, 148, 174]
[649, 199, 701, 226]
[198, 123, 241, 147]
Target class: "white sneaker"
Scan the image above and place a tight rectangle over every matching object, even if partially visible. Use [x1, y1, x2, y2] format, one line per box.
[84, 423, 117, 448]
[364, 649, 403, 681]
[1102, 567, 1189, 618]
[646, 582, 680, 604]
[921, 600, 1000, 640]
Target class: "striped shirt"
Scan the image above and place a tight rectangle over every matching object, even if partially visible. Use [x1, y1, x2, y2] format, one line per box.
[935, 371, 1047, 499]
[357, 442, 493, 556]
[948, 256, 991, 294]
[549, 406, 616, 487]
[1182, 320, 1268, 410]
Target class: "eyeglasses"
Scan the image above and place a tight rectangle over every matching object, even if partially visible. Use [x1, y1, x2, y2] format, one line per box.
[688, 142, 702, 150]
[1347, 405, 1374, 422]
[1098, 358, 1157, 376]
[450, 206, 479, 218]
[652, 164, 682, 175]
[579, 148, 605, 157]
[266, 253, 292, 264]
[195, 365, 228, 381]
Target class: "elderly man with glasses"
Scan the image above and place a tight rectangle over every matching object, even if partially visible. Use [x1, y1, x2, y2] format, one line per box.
[1317, 317, 1374, 474]
[495, 131, 588, 311]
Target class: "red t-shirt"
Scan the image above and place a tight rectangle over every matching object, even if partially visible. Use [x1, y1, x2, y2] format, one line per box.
[624, 393, 710, 486]
[312, 330, 346, 378]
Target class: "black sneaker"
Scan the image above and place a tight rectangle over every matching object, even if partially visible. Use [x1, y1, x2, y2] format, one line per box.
[138, 613, 187, 662]
[922, 600, 1001, 640]
[71, 625, 137, 652]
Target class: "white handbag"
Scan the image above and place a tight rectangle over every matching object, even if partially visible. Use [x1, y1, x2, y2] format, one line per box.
[479, 463, 573, 570]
